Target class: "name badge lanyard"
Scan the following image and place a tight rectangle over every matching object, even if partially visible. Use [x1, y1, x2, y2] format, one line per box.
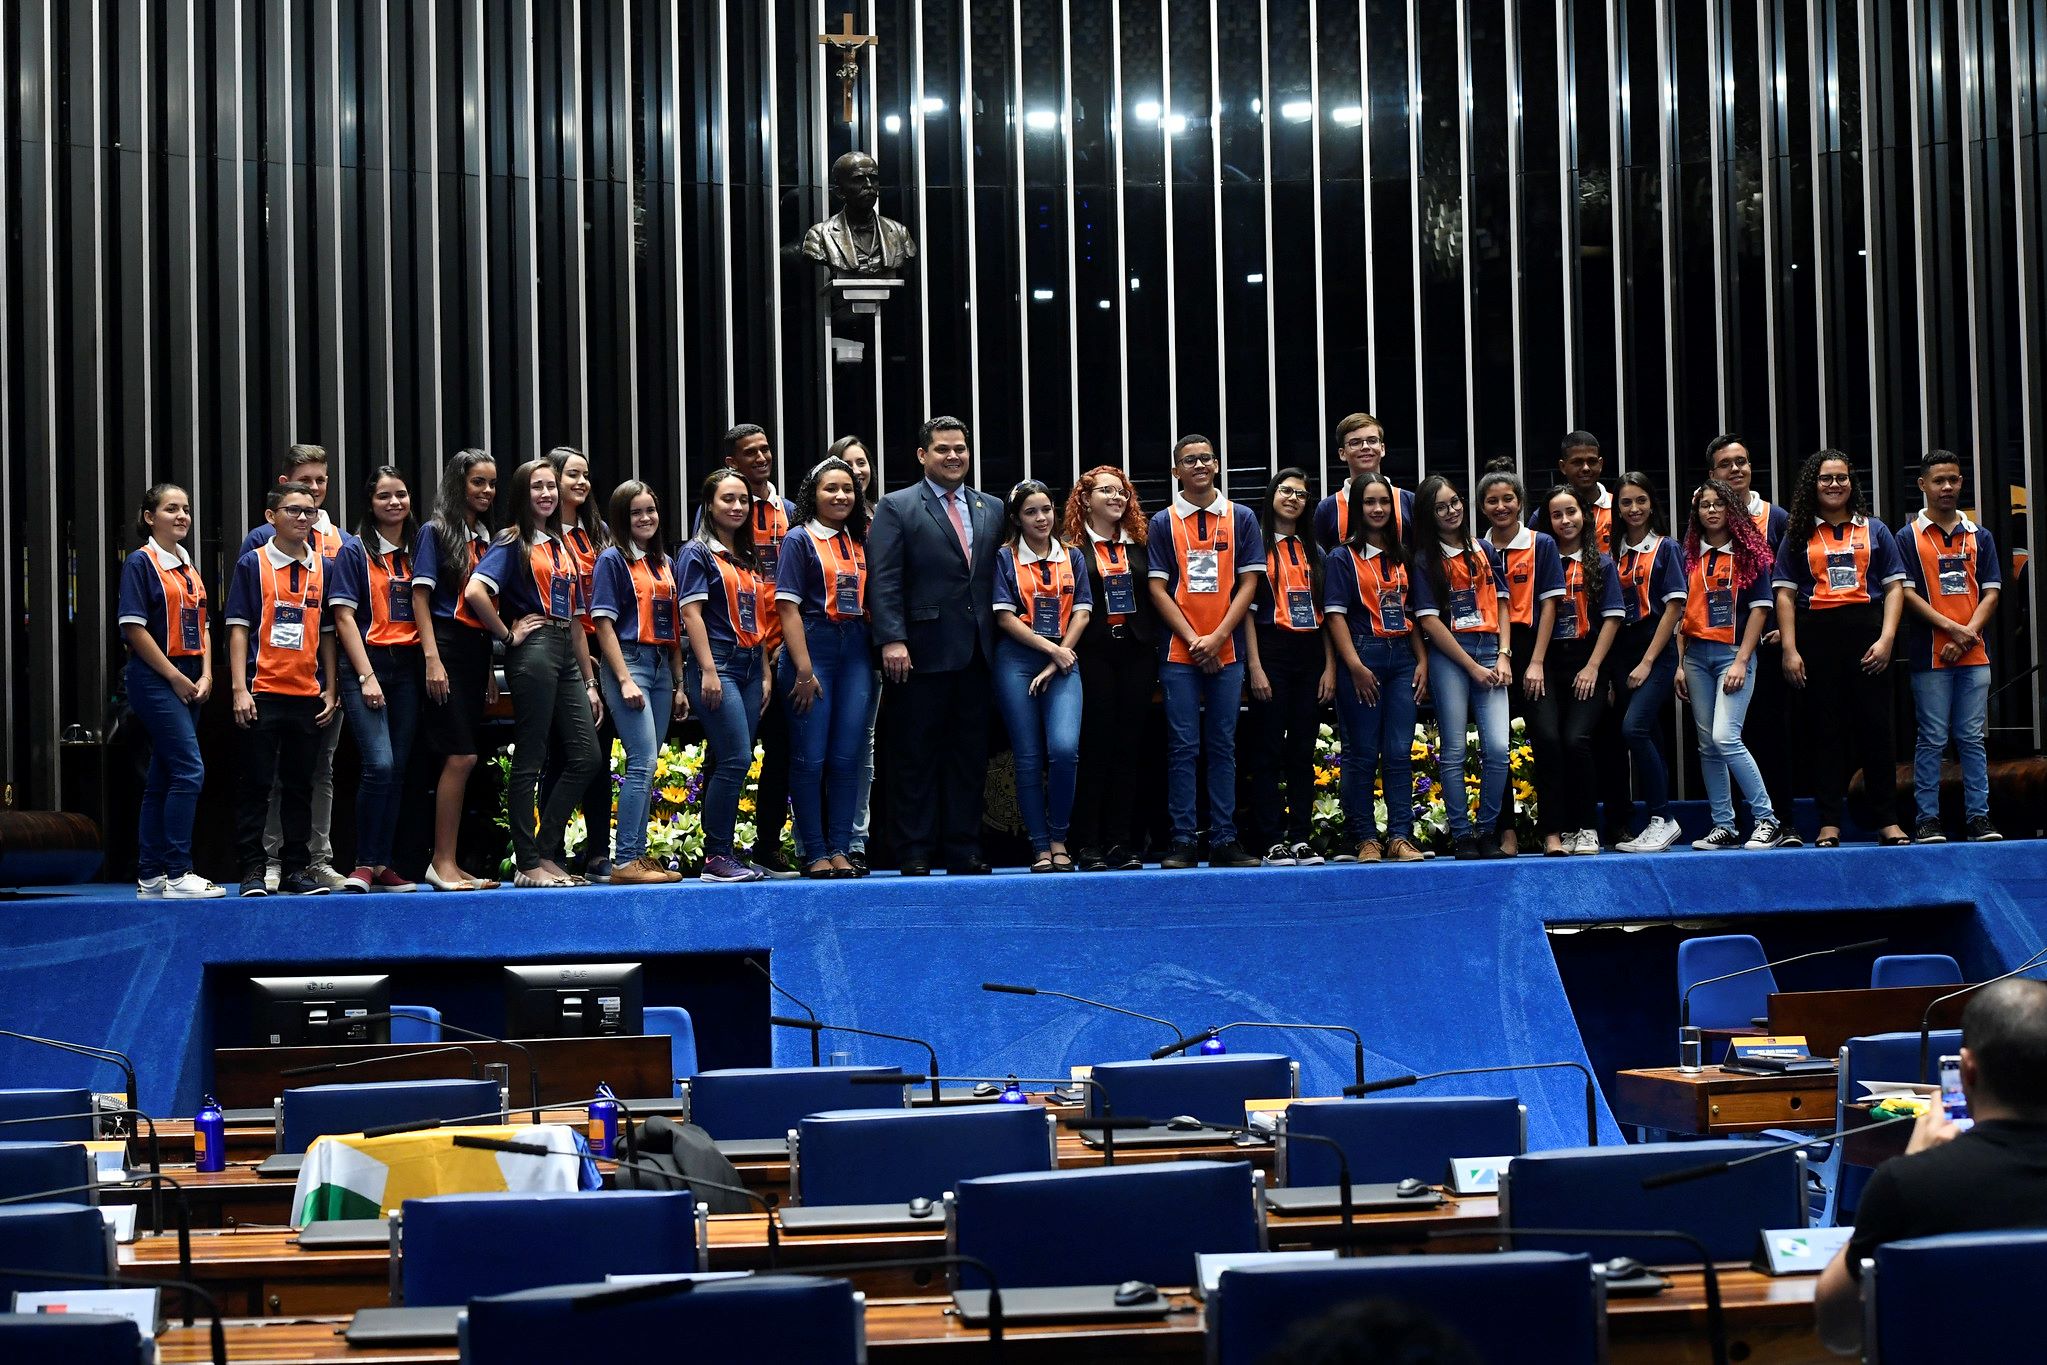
[1703, 552, 1736, 631]
[1099, 541, 1138, 617]
[544, 539, 575, 618]
[385, 549, 415, 624]
[647, 558, 678, 642]
[1184, 509, 1222, 595]
[755, 501, 781, 577]
[1554, 559, 1583, 640]
[1447, 553, 1485, 631]
[1821, 524, 1864, 593]
[1277, 539, 1317, 630]
[1373, 560, 1407, 635]
[1935, 534, 1971, 596]
[728, 555, 759, 637]
[267, 556, 316, 651]
[173, 562, 204, 651]
[824, 532, 865, 617]
[1029, 556, 1068, 637]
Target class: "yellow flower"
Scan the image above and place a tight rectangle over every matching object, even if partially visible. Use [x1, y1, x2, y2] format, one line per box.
[660, 785, 688, 804]
[1513, 780, 1535, 803]
[739, 796, 756, 813]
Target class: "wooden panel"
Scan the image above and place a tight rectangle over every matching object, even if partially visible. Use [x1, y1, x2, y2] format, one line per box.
[1765, 985, 1971, 1059]
[211, 1035, 671, 1110]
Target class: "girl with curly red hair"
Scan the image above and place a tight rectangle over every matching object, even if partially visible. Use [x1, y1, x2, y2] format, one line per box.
[1062, 466, 1156, 870]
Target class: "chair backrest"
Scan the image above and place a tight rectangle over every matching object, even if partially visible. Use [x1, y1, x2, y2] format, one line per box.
[399, 1190, 702, 1306]
[1209, 1252, 1600, 1365]
[1868, 1229, 2047, 1362]
[390, 1006, 443, 1044]
[0, 1204, 116, 1299]
[1869, 954, 1963, 990]
[1824, 1029, 1963, 1224]
[0, 1314, 146, 1364]
[0, 1087, 93, 1142]
[793, 1105, 1055, 1205]
[1677, 934, 1778, 1031]
[459, 1275, 862, 1364]
[0, 1141, 93, 1203]
[685, 1066, 903, 1141]
[1280, 1097, 1526, 1187]
[279, 1078, 502, 1154]
[950, 1159, 1262, 1290]
[1087, 1054, 1298, 1126]
[1501, 1141, 1806, 1264]
[644, 1006, 699, 1094]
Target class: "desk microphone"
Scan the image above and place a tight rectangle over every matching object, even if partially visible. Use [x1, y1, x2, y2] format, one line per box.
[1640, 1110, 1918, 1191]
[0, 1106, 167, 1232]
[980, 982, 1184, 1043]
[1345, 1061, 1600, 1147]
[1678, 937, 1888, 1071]
[852, 1072, 1118, 1163]
[1151, 1020, 1366, 1091]
[328, 1011, 542, 1122]
[1916, 944, 2047, 1080]
[278, 1043, 482, 1080]
[745, 957, 820, 1065]
[767, 1016, 940, 1104]
[2, 1173, 196, 1326]
[0, 1264, 226, 1365]
[0, 1027, 140, 1116]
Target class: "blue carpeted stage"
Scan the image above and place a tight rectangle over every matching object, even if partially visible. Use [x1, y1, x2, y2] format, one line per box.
[3, 842, 2042, 1146]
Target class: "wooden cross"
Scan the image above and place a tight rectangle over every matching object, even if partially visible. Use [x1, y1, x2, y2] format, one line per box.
[817, 13, 877, 125]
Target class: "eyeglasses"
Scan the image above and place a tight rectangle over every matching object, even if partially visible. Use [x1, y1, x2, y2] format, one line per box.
[1816, 474, 1853, 486]
[1274, 487, 1310, 501]
[275, 506, 318, 519]
[1341, 436, 1385, 450]
[1177, 453, 1219, 467]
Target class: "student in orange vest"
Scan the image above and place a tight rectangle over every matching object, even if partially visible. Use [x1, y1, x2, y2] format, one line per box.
[327, 466, 425, 893]
[1526, 485, 1623, 856]
[1315, 413, 1415, 549]
[118, 483, 223, 899]
[721, 424, 799, 876]
[1147, 434, 1265, 869]
[466, 458, 605, 888]
[225, 481, 339, 896]
[1606, 473, 1690, 852]
[1243, 467, 1336, 866]
[1705, 432, 1798, 841]
[775, 454, 876, 879]
[412, 449, 501, 892]
[1064, 464, 1157, 872]
[1478, 461, 1564, 855]
[1536, 430, 1615, 545]
[1773, 450, 1912, 847]
[1896, 450, 2003, 843]
[835, 435, 883, 876]
[588, 479, 687, 885]
[549, 446, 617, 881]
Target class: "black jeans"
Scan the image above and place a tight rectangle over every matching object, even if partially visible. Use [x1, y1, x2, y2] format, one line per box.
[1495, 621, 1538, 836]
[1071, 629, 1157, 852]
[503, 623, 601, 870]
[752, 667, 792, 852]
[237, 694, 320, 876]
[1744, 636, 1793, 818]
[1243, 624, 1325, 848]
[885, 654, 992, 865]
[1525, 638, 1606, 834]
[1794, 604, 1900, 828]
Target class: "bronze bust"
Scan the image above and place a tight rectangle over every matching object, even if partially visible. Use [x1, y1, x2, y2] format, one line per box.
[801, 151, 916, 276]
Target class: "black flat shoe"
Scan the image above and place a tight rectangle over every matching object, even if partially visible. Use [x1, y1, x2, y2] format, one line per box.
[1029, 855, 1055, 874]
[1050, 853, 1077, 872]
[1078, 848, 1109, 872]
[847, 851, 870, 875]
[802, 862, 837, 879]
[947, 859, 993, 876]
[899, 860, 931, 876]
[1108, 845, 1144, 871]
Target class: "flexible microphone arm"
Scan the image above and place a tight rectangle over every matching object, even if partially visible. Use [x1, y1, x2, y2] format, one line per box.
[2, 1173, 195, 1326]
[0, 1265, 227, 1365]
[333, 1012, 542, 1121]
[279, 1043, 481, 1080]
[1345, 1061, 1600, 1148]
[744, 957, 821, 1066]
[0, 1028, 140, 1115]
[1641, 1111, 1918, 1191]
[767, 1016, 940, 1104]
[980, 982, 1184, 1042]
[1917, 945, 2047, 1080]
[851, 1072, 1117, 1163]
[1152, 1020, 1366, 1090]
[0, 1106, 166, 1233]
[1679, 937, 1889, 1028]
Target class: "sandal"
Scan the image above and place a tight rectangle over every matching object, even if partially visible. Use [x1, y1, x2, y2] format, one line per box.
[1880, 833, 1913, 847]
[513, 869, 567, 888]
[1029, 854, 1055, 874]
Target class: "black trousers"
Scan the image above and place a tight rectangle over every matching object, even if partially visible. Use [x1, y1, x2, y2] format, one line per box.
[1071, 630, 1156, 852]
[1525, 637, 1606, 834]
[1794, 604, 1900, 828]
[886, 653, 992, 864]
[237, 694, 320, 876]
[752, 668, 792, 850]
[1594, 624, 1652, 834]
[1243, 624, 1325, 848]
[1743, 636, 1793, 818]
[1495, 622, 1538, 836]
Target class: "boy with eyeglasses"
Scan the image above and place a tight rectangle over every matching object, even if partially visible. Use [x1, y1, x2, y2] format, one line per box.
[1315, 413, 1415, 547]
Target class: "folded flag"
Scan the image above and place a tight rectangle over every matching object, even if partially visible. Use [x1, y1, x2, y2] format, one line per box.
[291, 1123, 601, 1225]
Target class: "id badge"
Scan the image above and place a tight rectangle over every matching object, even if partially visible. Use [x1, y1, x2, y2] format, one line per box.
[756, 539, 780, 580]
[1825, 550, 1859, 592]
[1285, 588, 1317, 630]
[268, 604, 305, 651]
[549, 573, 575, 619]
[1104, 571, 1138, 616]
[178, 606, 203, 652]
[388, 578, 415, 622]
[1185, 548, 1221, 594]
[1937, 554, 1969, 597]
[1706, 588, 1736, 630]
[1553, 607, 1579, 641]
[1031, 594, 1064, 637]
[735, 588, 758, 637]
[1448, 588, 1482, 631]
[1377, 590, 1407, 633]
[650, 595, 677, 643]
[833, 571, 863, 616]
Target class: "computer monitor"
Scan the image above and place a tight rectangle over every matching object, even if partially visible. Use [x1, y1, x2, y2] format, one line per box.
[250, 974, 392, 1046]
[503, 962, 644, 1038]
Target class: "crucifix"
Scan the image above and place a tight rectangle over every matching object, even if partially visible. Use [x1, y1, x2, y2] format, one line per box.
[817, 13, 877, 125]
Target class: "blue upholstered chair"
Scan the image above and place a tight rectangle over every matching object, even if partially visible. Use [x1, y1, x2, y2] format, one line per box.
[1209, 1252, 1600, 1365]
[278, 1077, 502, 1154]
[0, 1203, 116, 1300]
[1677, 934, 1777, 1031]
[0, 1314, 147, 1364]
[685, 1066, 903, 1141]
[459, 1274, 862, 1364]
[792, 1104, 1056, 1206]
[1869, 954, 1962, 990]
[1278, 1097, 1525, 1187]
[1500, 1141, 1807, 1264]
[0, 1087, 94, 1142]
[397, 1190, 703, 1305]
[644, 1006, 699, 1094]
[949, 1160, 1263, 1290]
[1864, 1229, 2047, 1362]
[1813, 1029, 1962, 1228]
[390, 1006, 444, 1044]
[1087, 1054, 1298, 1126]
[0, 1141, 94, 1203]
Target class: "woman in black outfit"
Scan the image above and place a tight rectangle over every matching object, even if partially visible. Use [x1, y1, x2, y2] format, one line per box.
[1063, 465, 1157, 871]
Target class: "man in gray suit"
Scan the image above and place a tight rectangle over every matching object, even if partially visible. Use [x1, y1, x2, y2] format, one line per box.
[866, 416, 1003, 874]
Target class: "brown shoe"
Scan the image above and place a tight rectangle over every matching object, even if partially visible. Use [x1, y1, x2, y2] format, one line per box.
[1384, 836, 1426, 862]
[610, 856, 674, 885]
[1354, 839, 1383, 864]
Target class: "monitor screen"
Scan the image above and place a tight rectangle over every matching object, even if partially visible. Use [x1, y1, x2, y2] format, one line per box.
[249, 974, 391, 1046]
[503, 963, 644, 1038]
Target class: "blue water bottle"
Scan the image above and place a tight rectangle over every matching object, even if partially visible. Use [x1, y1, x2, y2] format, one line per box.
[587, 1083, 621, 1159]
[997, 1076, 1027, 1105]
[1199, 1032, 1229, 1056]
[193, 1094, 226, 1173]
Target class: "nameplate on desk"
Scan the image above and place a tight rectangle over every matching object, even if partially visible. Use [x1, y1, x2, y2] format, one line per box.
[294, 1218, 393, 1250]
[254, 1152, 305, 1180]
[11, 1288, 159, 1336]
[951, 1285, 1174, 1325]
[1447, 1156, 1512, 1195]
[777, 1202, 947, 1234]
[1754, 1225, 1854, 1276]
[96, 1205, 138, 1244]
[710, 1138, 789, 1161]
[344, 1305, 465, 1346]
[1727, 1036, 1811, 1064]
[1261, 1182, 1447, 1216]
[87, 1143, 127, 1182]
[604, 1271, 754, 1287]
[1195, 1250, 1335, 1297]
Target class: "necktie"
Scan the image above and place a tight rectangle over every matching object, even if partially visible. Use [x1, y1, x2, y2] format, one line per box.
[945, 490, 971, 561]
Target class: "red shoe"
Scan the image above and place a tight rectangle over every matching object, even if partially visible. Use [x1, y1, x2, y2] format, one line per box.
[369, 866, 417, 893]
[340, 866, 374, 894]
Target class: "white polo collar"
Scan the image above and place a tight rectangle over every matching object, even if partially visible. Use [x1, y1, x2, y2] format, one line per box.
[708, 537, 742, 560]
[1622, 532, 1661, 555]
[1591, 485, 1613, 509]
[142, 539, 193, 571]
[624, 542, 648, 562]
[1172, 491, 1229, 519]
[751, 484, 781, 505]
[527, 529, 556, 548]
[1818, 514, 1869, 534]
[1086, 524, 1134, 545]
[1358, 542, 1385, 561]
[804, 519, 851, 542]
[1912, 511, 1978, 535]
[1696, 538, 1735, 557]
[373, 531, 405, 556]
[1491, 525, 1535, 553]
[1016, 537, 1066, 566]
[260, 539, 317, 571]
[1745, 491, 1768, 517]
[1438, 540, 1476, 558]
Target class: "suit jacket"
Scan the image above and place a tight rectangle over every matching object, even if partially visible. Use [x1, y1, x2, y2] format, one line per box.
[867, 480, 1003, 673]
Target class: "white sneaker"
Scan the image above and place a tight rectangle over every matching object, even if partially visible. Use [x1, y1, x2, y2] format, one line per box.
[306, 862, 351, 893]
[163, 872, 226, 899]
[1291, 842, 1324, 867]
[1570, 830, 1601, 856]
[137, 875, 167, 898]
[1262, 843, 1296, 867]
[1619, 817, 1683, 852]
[263, 862, 282, 891]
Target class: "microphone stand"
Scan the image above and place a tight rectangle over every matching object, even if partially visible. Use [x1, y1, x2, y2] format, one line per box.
[850, 1072, 1117, 1164]
[1916, 945, 2047, 1080]
[1151, 1020, 1367, 1091]
[1345, 1061, 1601, 1147]
[979, 982, 1184, 1043]
[0, 1265, 227, 1365]
[745, 957, 821, 1066]
[331, 1011, 542, 1122]
[0, 1028, 140, 1121]
[768, 1016, 939, 1104]
[278, 1043, 483, 1080]
[1640, 1111, 1919, 1190]
[0, 1106, 166, 1233]
[3, 1174, 195, 1325]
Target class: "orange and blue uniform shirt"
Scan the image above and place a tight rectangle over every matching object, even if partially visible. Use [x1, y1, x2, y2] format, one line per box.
[1745, 493, 1791, 551]
[561, 520, 606, 636]
[1491, 526, 1567, 627]
[1897, 513, 2002, 671]
[1146, 494, 1266, 666]
[1320, 543, 1413, 639]
[1533, 485, 1614, 547]
[749, 491, 794, 651]
[1678, 544, 1774, 645]
[327, 532, 422, 649]
[774, 523, 869, 625]
[676, 539, 766, 650]
[117, 540, 209, 663]
[472, 530, 583, 623]
[1615, 534, 1689, 626]
[224, 539, 329, 698]
[994, 539, 1094, 638]
[589, 544, 680, 647]
[1772, 514, 1908, 610]
[412, 522, 492, 627]
[1252, 533, 1324, 632]
[1315, 481, 1415, 548]
[1085, 529, 1143, 629]
[1550, 550, 1625, 643]
[1410, 540, 1510, 636]
[240, 511, 346, 572]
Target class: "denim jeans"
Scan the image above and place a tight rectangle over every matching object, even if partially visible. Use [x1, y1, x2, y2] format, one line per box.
[1159, 658, 1246, 846]
[1334, 637, 1417, 843]
[337, 645, 424, 868]
[1615, 632, 1680, 818]
[1428, 635, 1510, 837]
[600, 642, 676, 862]
[504, 623, 600, 871]
[1683, 640, 1773, 829]
[779, 617, 875, 862]
[849, 670, 882, 853]
[685, 643, 763, 858]
[992, 635, 1084, 852]
[1910, 665, 1991, 822]
[127, 656, 206, 879]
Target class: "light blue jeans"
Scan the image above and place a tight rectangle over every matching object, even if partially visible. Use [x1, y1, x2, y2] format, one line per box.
[1428, 634, 1510, 837]
[600, 641, 676, 862]
[779, 617, 875, 862]
[1160, 658, 1246, 846]
[684, 643, 763, 858]
[1910, 665, 1991, 822]
[1334, 637, 1418, 843]
[992, 635, 1084, 851]
[1682, 640, 1774, 830]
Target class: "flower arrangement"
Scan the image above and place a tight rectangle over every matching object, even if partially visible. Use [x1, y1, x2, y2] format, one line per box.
[1308, 716, 1538, 854]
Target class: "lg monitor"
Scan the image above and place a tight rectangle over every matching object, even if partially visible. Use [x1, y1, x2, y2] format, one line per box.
[250, 974, 391, 1046]
[503, 962, 644, 1038]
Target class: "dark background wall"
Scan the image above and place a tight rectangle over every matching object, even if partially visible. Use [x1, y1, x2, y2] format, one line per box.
[2, 0, 2042, 819]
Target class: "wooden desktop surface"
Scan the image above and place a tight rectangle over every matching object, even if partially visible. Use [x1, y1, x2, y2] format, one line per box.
[1610, 1067, 1836, 1136]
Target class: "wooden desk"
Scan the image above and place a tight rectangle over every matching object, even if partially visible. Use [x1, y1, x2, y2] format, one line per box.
[1610, 1067, 1835, 1138]
[212, 1036, 671, 1111]
[1764, 986, 1968, 1061]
